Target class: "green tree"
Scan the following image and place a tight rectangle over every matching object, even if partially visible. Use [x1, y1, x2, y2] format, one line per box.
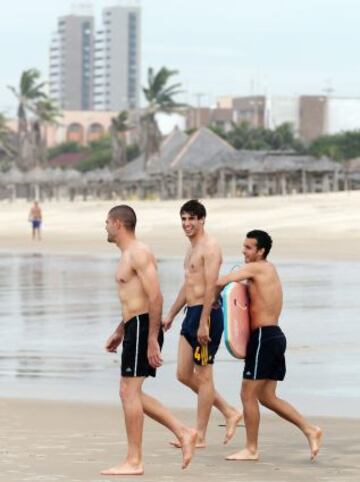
[77, 137, 112, 172]
[208, 124, 227, 140]
[48, 141, 83, 160]
[110, 110, 130, 168]
[309, 131, 360, 161]
[31, 98, 61, 167]
[141, 67, 184, 168]
[223, 121, 304, 152]
[8, 69, 47, 169]
[0, 113, 15, 161]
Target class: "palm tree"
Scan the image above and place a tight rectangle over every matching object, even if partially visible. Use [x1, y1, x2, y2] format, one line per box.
[0, 113, 17, 172]
[141, 67, 184, 168]
[31, 98, 61, 167]
[110, 110, 130, 168]
[0, 113, 15, 160]
[8, 69, 47, 169]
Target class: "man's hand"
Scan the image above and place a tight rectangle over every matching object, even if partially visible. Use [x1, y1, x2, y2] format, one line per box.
[212, 297, 221, 310]
[197, 322, 211, 346]
[147, 337, 163, 368]
[105, 331, 123, 353]
[162, 315, 173, 332]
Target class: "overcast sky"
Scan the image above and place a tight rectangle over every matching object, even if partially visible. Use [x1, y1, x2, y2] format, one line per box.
[1, 0, 359, 114]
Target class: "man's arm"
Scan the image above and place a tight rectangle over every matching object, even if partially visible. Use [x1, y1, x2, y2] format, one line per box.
[132, 249, 163, 369]
[105, 320, 124, 353]
[197, 243, 222, 346]
[162, 282, 186, 331]
[216, 263, 257, 292]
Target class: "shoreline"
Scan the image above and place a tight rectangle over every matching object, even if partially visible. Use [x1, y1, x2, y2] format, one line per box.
[1, 398, 359, 482]
[1, 191, 360, 261]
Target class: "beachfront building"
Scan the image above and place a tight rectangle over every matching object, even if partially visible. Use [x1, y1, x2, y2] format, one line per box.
[191, 95, 360, 142]
[0, 129, 348, 201]
[49, 11, 95, 110]
[49, 3, 141, 112]
[109, 128, 342, 199]
[93, 4, 141, 111]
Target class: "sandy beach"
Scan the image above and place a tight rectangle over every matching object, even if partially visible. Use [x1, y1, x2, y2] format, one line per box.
[1, 192, 359, 481]
[1, 398, 359, 482]
[1, 191, 360, 260]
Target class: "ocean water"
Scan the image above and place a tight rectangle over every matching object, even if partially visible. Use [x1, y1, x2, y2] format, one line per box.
[0, 253, 359, 417]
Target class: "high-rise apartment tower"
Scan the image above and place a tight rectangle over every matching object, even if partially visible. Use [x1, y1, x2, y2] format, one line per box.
[49, 14, 94, 110]
[49, 4, 141, 112]
[94, 5, 141, 111]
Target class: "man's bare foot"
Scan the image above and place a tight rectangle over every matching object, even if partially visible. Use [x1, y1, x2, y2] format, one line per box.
[179, 428, 197, 469]
[169, 432, 206, 449]
[100, 461, 144, 476]
[225, 448, 259, 461]
[224, 410, 243, 444]
[306, 426, 323, 460]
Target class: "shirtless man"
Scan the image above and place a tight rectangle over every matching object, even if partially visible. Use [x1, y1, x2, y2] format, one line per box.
[163, 200, 242, 448]
[101, 205, 196, 476]
[216, 229, 322, 461]
[28, 201, 42, 240]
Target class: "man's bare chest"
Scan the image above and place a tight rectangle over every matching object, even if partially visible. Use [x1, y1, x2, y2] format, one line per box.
[115, 260, 134, 285]
[185, 251, 204, 276]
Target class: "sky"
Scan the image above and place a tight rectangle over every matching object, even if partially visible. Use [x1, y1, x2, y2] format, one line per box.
[1, 0, 360, 114]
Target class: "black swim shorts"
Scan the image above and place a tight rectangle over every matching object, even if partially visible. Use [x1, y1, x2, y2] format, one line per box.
[243, 325, 286, 381]
[180, 305, 223, 366]
[121, 313, 164, 378]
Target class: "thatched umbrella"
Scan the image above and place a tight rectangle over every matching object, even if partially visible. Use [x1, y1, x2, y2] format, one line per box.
[1, 166, 24, 200]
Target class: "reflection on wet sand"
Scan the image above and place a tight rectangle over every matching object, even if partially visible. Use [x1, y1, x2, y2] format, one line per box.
[0, 253, 359, 416]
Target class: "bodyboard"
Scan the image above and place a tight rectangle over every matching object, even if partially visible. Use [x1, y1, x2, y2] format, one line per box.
[222, 282, 250, 359]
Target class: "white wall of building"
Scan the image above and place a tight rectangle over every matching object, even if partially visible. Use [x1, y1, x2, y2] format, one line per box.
[266, 96, 299, 132]
[326, 98, 360, 134]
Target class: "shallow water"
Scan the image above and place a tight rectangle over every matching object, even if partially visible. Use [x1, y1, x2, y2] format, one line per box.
[1, 253, 359, 416]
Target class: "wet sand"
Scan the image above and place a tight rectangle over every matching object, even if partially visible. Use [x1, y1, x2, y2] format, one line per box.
[2, 193, 359, 481]
[1, 398, 359, 482]
[1, 192, 360, 261]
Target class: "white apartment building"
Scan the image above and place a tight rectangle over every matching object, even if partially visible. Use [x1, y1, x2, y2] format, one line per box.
[49, 14, 94, 110]
[94, 5, 141, 111]
[49, 3, 141, 112]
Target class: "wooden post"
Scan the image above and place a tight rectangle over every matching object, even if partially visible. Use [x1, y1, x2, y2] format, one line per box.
[177, 169, 183, 199]
[302, 169, 307, 193]
[217, 169, 225, 197]
[247, 174, 253, 196]
[280, 174, 287, 195]
[230, 175, 236, 197]
[322, 173, 330, 192]
[333, 167, 339, 192]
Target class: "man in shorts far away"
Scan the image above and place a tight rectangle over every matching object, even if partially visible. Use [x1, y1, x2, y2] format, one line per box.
[101, 205, 196, 476]
[216, 229, 322, 461]
[28, 200, 42, 240]
[163, 199, 242, 448]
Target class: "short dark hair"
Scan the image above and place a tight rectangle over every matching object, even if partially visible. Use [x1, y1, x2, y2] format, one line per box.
[180, 199, 206, 219]
[108, 205, 137, 231]
[246, 230, 273, 259]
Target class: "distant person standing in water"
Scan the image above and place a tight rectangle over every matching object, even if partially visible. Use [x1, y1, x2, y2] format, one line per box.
[28, 201, 42, 241]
